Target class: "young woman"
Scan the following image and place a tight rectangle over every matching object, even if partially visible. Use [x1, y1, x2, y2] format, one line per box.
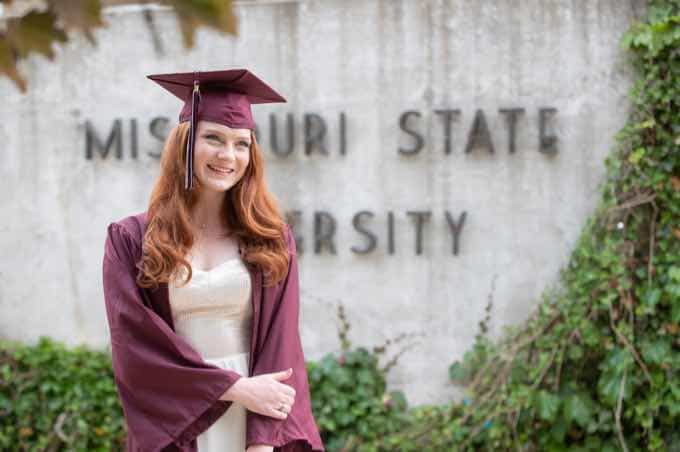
[102, 69, 324, 452]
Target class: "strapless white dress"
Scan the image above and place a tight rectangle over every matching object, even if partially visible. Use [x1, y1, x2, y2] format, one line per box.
[169, 255, 253, 452]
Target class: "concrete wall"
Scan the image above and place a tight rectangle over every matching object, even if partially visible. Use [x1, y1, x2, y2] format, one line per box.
[0, 0, 645, 405]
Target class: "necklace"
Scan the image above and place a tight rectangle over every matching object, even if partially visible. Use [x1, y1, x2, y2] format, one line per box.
[189, 217, 230, 238]
[188, 217, 243, 258]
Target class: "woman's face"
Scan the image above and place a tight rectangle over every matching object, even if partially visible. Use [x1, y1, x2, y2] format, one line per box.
[192, 120, 251, 193]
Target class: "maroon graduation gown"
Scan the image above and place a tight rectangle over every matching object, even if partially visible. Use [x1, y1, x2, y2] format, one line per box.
[102, 212, 324, 452]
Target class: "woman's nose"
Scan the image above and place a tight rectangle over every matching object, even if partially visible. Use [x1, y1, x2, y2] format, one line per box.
[217, 144, 236, 160]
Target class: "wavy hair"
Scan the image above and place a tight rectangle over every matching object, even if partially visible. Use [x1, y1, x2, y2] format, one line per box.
[136, 121, 289, 289]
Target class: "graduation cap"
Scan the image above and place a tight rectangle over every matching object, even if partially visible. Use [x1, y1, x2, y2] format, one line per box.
[147, 69, 287, 190]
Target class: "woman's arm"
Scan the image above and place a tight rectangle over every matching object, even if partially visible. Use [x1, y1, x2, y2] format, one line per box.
[245, 224, 325, 451]
[103, 221, 243, 449]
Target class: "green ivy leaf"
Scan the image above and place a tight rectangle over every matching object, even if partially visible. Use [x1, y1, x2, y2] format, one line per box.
[448, 361, 469, 382]
[628, 147, 647, 165]
[643, 287, 662, 308]
[535, 390, 561, 421]
[568, 345, 584, 360]
[564, 393, 593, 428]
[640, 338, 671, 365]
[597, 371, 631, 407]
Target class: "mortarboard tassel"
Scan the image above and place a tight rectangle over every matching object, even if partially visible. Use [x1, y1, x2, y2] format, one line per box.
[185, 79, 201, 190]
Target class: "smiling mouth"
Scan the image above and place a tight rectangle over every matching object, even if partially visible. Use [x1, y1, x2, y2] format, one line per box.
[207, 164, 234, 175]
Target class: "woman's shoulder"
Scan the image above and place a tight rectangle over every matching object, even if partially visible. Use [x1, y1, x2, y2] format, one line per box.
[107, 210, 148, 245]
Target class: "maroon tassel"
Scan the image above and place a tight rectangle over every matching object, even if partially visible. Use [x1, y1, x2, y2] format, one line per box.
[185, 78, 201, 190]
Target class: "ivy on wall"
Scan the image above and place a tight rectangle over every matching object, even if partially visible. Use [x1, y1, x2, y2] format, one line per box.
[368, 1, 680, 450]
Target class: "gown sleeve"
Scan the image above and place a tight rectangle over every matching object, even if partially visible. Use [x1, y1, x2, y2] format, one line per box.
[245, 224, 325, 452]
[102, 221, 243, 451]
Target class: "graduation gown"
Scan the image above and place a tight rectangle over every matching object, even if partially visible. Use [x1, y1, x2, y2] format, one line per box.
[102, 212, 325, 452]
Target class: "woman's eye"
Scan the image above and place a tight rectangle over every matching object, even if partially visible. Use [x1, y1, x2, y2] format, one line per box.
[205, 134, 222, 142]
[237, 141, 251, 149]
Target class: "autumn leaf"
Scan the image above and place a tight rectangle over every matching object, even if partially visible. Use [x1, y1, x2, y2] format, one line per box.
[176, 15, 201, 49]
[165, 0, 237, 48]
[0, 0, 238, 92]
[665, 323, 679, 335]
[47, 0, 104, 44]
[671, 175, 680, 191]
[0, 35, 26, 91]
[5, 11, 67, 60]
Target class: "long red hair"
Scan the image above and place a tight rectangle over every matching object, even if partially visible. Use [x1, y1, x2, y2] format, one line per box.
[137, 121, 289, 289]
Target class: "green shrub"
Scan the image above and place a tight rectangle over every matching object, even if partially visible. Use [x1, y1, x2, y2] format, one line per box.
[0, 337, 125, 451]
[306, 304, 412, 451]
[0, 304, 412, 451]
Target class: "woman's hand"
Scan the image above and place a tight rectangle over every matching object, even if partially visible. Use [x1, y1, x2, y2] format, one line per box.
[246, 445, 274, 452]
[220, 368, 296, 420]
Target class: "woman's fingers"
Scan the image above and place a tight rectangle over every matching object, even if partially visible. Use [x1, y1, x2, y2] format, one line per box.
[241, 372, 298, 420]
[271, 404, 288, 419]
[270, 368, 293, 381]
[281, 393, 294, 406]
[269, 396, 295, 419]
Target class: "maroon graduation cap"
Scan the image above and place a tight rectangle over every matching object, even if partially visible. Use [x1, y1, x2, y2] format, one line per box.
[147, 69, 286, 190]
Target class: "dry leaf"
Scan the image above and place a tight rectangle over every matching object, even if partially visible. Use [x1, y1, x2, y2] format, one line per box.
[665, 323, 679, 335]
[177, 15, 199, 48]
[671, 176, 680, 191]
[0, 0, 238, 91]
[165, 0, 237, 49]
[0, 34, 26, 91]
[47, 0, 104, 44]
[6, 11, 67, 60]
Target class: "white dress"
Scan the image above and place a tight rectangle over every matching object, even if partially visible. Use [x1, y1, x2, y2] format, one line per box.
[169, 255, 253, 452]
